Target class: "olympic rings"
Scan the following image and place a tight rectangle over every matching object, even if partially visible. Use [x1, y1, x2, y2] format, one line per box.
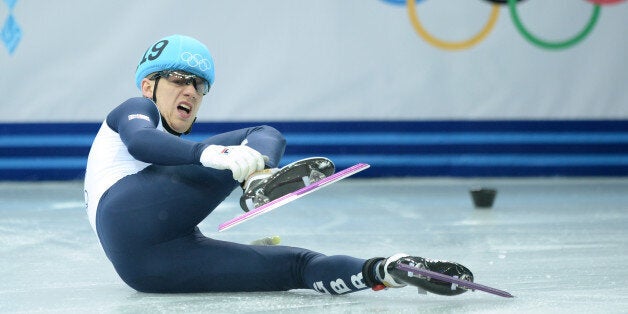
[180, 52, 211, 71]
[401, 0, 625, 51]
[406, 1, 500, 50]
[508, 0, 600, 49]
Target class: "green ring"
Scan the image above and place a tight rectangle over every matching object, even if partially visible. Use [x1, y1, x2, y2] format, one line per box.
[508, 0, 601, 49]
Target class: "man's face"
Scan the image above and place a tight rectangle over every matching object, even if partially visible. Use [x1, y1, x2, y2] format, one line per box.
[142, 71, 206, 133]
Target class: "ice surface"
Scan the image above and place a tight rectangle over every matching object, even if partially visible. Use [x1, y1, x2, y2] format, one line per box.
[1, 178, 627, 313]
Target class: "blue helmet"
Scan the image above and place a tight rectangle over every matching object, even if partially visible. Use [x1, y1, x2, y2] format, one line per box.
[134, 34, 215, 90]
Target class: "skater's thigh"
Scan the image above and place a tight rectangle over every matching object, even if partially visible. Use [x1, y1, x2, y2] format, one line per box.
[97, 164, 238, 249]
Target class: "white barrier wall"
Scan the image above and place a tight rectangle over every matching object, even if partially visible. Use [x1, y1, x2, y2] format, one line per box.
[1, 0, 627, 122]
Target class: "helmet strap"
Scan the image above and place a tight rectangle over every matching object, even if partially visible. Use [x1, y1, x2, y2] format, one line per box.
[160, 115, 182, 137]
[158, 115, 196, 136]
[152, 77, 160, 102]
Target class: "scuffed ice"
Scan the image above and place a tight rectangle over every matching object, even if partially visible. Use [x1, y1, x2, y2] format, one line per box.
[1, 178, 627, 313]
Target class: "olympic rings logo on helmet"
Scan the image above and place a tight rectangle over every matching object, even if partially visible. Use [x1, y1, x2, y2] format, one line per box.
[380, 0, 626, 50]
[180, 52, 211, 71]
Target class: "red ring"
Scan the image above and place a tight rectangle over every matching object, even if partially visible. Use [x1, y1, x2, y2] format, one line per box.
[586, 0, 626, 4]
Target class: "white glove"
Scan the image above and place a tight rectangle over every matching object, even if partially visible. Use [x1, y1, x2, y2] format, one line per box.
[200, 144, 266, 182]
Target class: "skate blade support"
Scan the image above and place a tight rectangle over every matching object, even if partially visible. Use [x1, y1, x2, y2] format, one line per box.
[396, 263, 514, 298]
[219, 163, 370, 232]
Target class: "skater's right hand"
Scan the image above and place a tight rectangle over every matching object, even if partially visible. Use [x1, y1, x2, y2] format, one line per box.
[200, 144, 266, 182]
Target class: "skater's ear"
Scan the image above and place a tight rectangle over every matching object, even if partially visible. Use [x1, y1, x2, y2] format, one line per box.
[140, 78, 155, 99]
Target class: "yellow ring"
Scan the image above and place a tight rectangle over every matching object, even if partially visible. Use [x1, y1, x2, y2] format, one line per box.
[407, 1, 500, 50]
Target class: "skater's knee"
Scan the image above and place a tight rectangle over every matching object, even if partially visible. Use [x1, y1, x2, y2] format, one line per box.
[259, 125, 286, 146]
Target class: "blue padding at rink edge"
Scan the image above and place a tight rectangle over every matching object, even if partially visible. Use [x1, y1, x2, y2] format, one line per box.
[1, 120, 628, 180]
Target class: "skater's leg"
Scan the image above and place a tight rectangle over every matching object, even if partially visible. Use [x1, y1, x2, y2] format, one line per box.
[105, 227, 370, 294]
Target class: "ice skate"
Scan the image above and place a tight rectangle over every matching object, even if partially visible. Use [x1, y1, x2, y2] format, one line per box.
[378, 253, 474, 296]
[239, 157, 335, 212]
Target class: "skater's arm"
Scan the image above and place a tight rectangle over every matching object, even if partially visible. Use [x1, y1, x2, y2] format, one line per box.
[106, 97, 205, 165]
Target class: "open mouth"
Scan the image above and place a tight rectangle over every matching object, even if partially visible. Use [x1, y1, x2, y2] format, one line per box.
[177, 104, 191, 114]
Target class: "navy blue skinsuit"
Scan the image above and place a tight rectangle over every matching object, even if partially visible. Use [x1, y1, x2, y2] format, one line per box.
[89, 97, 369, 294]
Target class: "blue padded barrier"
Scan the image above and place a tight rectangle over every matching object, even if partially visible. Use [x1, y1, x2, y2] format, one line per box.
[1, 120, 628, 180]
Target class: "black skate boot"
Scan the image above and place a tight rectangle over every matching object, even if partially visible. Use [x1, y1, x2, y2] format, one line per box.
[378, 253, 474, 296]
[239, 157, 335, 212]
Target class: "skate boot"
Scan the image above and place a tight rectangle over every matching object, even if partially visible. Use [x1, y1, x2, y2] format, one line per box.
[377, 253, 474, 296]
[239, 157, 335, 212]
